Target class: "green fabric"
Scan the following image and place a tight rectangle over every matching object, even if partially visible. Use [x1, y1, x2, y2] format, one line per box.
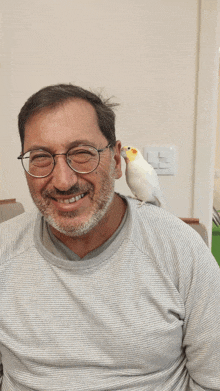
[212, 211, 220, 266]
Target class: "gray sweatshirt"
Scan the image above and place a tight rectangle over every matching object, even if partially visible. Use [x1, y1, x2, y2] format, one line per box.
[0, 196, 220, 391]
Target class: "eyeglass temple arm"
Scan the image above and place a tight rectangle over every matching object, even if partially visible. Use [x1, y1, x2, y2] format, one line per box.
[17, 155, 29, 160]
[98, 143, 112, 153]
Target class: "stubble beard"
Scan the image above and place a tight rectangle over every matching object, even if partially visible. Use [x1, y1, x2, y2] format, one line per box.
[29, 162, 116, 237]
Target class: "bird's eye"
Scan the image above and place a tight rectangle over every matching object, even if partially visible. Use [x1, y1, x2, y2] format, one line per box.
[128, 147, 131, 150]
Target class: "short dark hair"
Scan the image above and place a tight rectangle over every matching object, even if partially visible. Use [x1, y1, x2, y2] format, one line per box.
[18, 83, 119, 151]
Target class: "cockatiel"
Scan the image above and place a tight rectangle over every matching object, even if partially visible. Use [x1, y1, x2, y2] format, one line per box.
[121, 146, 165, 208]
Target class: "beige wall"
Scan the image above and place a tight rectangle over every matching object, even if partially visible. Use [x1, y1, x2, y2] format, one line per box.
[0, 0, 219, 246]
[214, 77, 220, 209]
[210, 4, 220, 217]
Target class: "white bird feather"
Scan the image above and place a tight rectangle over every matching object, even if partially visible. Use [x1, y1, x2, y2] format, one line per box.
[121, 146, 165, 208]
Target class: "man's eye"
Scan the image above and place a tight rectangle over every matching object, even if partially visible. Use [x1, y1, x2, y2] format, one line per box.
[75, 151, 93, 156]
[31, 154, 50, 160]
[70, 149, 92, 154]
[29, 153, 52, 167]
[69, 149, 96, 158]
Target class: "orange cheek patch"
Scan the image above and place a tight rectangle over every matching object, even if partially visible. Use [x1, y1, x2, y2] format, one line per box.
[131, 149, 137, 154]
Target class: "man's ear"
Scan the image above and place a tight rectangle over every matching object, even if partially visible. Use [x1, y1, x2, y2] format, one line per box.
[112, 140, 123, 180]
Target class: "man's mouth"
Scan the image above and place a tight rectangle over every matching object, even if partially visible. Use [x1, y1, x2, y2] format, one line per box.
[53, 192, 87, 204]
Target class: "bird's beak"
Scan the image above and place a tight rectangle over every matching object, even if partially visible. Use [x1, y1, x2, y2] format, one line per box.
[120, 148, 127, 159]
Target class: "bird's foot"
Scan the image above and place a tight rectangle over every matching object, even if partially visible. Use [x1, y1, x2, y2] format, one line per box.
[138, 200, 146, 208]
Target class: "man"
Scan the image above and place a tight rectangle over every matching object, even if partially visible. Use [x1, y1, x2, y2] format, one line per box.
[0, 83, 220, 391]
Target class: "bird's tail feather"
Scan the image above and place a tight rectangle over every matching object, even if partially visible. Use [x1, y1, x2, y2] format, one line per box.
[153, 189, 166, 209]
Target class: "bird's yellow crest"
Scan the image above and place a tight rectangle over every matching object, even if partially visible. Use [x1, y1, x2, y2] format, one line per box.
[123, 146, 138, 162]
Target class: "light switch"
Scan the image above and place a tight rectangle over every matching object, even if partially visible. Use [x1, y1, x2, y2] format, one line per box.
[150, 161, 159, 169]
[148, 151, 158, 162]
[143, 146, 177, 175]
[159, 162, 169, 169]
[159, 151, 170, 158]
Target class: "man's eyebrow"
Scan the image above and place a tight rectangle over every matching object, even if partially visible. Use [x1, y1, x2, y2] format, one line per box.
[25, 140, 98, 152]
[67, 140, 97, 148]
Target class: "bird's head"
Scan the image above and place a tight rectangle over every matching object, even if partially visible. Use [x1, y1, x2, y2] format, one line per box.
[121, 146, 140, 163]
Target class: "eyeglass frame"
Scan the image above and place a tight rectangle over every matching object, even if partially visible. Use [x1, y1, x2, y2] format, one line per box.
[17, 142, 112, 178]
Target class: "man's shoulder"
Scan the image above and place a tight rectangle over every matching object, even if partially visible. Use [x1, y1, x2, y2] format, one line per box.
[124, 195, 206, 250]
[123, 196, 215, 285]
[0, 208, 39, 266]
[125, 196, 188, 230]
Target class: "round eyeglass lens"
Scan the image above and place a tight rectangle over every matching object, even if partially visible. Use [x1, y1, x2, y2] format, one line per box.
[22, 150, 54, 177]
[67, 146, 99, 173]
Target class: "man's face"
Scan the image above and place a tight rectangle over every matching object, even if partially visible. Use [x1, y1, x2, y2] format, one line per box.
[23, 99, 122, 237]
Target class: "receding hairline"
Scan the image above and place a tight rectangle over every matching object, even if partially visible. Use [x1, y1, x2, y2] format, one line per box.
[24, 97, 98, 129]
[19, 84, 118, 152]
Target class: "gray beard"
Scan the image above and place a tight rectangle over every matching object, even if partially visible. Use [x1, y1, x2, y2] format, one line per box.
[30, 159, 116, 237]
[44, 187, 115, 237]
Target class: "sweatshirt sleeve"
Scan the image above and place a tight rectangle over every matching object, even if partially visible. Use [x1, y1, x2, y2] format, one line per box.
[181, 238, 220, 390]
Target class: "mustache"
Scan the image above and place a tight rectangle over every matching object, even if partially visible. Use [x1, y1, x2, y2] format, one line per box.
[43, 183, 93, 198]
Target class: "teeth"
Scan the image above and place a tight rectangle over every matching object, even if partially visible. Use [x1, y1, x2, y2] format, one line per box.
[58, 193, 85, 204]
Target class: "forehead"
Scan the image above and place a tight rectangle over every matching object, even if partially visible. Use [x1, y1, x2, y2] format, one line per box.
[24, 99, 107, 151]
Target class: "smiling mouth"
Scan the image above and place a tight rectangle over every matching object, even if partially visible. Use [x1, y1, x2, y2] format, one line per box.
[54, 192, 87, 204]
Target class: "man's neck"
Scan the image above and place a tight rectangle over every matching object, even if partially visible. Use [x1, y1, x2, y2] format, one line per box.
[50, 194, 127, 258]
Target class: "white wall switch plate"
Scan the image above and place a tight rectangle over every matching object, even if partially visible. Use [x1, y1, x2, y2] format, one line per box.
[143, 146, 177, 175]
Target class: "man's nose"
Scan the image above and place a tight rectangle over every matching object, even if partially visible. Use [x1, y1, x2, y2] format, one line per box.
[51, 156, 78, 191]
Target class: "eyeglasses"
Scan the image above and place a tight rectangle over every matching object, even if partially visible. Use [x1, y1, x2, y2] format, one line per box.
[17, 143, 111, 178]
